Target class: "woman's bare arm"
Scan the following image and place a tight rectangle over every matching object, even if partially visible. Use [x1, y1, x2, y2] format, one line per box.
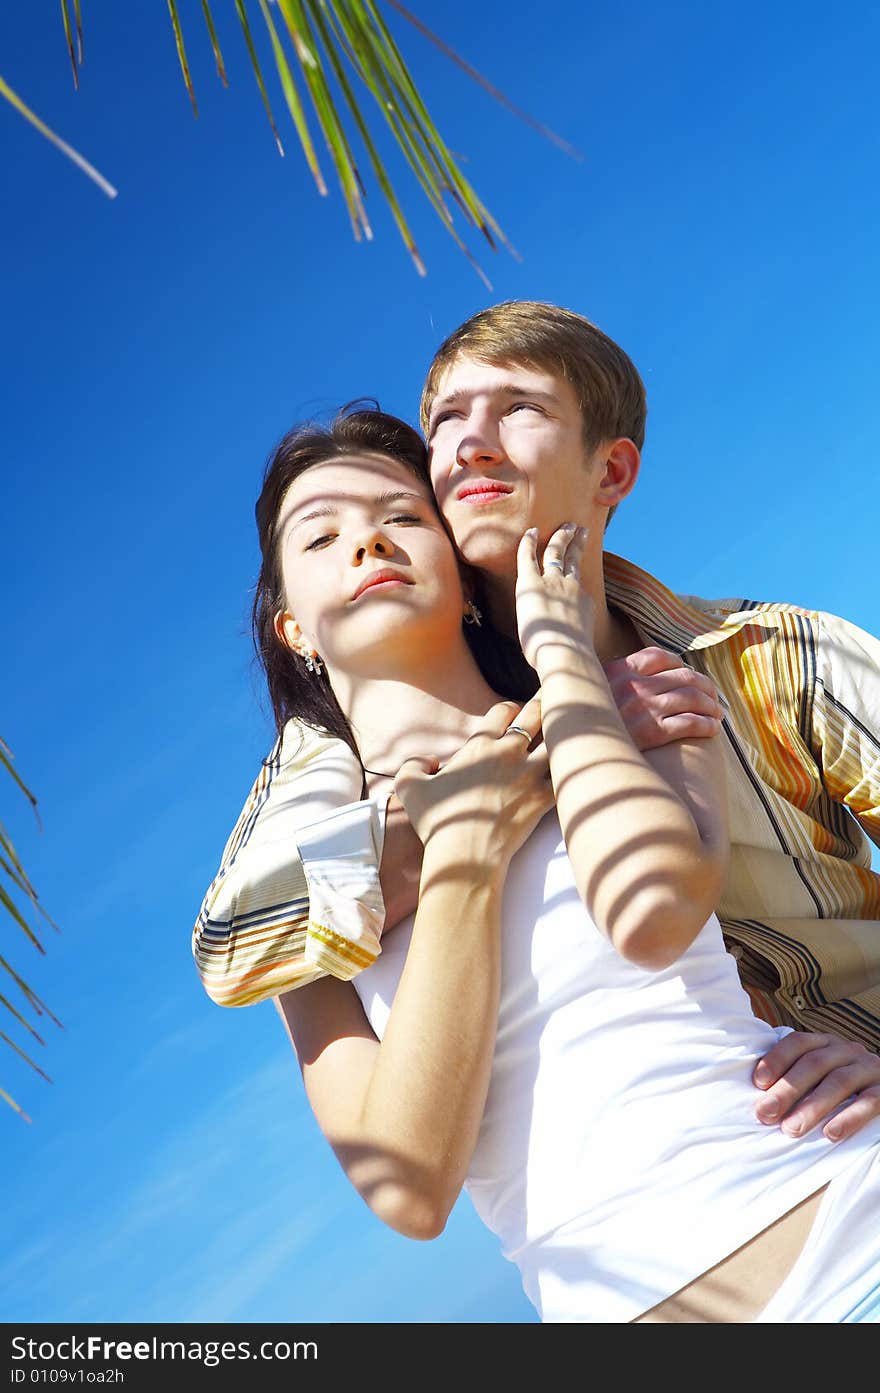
[276, 847, 503, 1240]
[276, 697, 552, 1239]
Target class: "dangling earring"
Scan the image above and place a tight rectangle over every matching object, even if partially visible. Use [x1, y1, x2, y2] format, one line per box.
[303, 651, 324, 676]
[463, 599, 483, 627]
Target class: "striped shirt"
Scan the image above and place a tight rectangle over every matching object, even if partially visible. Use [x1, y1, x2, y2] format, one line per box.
[192, 553, 880, 1046]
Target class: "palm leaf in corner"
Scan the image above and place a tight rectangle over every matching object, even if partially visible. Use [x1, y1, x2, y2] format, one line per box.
[1, 739, 60, 1122]
[3, 2, 579, 278]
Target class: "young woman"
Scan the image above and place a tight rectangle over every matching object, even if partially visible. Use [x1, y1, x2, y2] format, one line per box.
[232, 408, 880, 1322]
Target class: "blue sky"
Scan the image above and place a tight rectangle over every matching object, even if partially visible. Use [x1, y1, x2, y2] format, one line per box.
[2, 0, 878, 1324]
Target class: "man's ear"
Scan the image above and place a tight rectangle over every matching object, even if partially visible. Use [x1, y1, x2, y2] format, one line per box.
[274, 609, 303, 654]
[592, 437, 640, 510]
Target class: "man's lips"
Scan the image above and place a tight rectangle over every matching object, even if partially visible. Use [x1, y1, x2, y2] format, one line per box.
[456, 479, 514, 504]
[351, 569, 413, 602]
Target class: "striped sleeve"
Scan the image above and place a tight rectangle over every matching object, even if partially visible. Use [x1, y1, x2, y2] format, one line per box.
[811, 612, 880, 847]
[192, 720, 387, 1007]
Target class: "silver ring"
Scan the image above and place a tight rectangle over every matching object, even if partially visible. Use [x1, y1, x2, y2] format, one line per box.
[505, 724, 532, 741]
[545, 559, 565, 572]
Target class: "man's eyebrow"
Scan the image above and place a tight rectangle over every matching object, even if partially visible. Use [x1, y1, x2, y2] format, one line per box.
[288, 489, 426, 531]
[430, 384, 560, 414]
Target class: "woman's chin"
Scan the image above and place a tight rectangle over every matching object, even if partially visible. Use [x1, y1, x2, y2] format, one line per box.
[335, 627, 458, 681]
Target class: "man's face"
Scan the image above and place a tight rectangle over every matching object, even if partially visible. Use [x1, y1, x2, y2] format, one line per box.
[426, 356, 600, 577]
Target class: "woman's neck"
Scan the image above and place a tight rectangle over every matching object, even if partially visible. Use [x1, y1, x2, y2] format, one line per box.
[330, 636, 500, 783]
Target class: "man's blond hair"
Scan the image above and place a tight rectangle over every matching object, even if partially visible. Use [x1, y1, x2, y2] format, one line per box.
[420, 300, 647, 454]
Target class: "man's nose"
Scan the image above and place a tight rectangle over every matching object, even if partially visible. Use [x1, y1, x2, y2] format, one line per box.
[455, 419, 505, 470]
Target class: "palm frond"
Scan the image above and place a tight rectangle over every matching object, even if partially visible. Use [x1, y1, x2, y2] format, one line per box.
[74, 1, 84, 66]
[258, 0, 327, 190]
[0, 951, 62, 1028]
[0, 74, 117, 198]
[278, 1, 372, 240]
[167, 0, 199, 116]
[307, 0, 421, 267]
[60, 0, 80, 89]
[0, 822, 58, 933]
[236, 0, 285, 155]
[1, 744, 61, 1121]
[200, 0, 229, 85]
[384, 0, 584, 162]
[0, 993, 46, 1047]
[6, 2, 578, 273]
[0, 883, 46, 956]
[0, 1087, 32, 1124]
[0, 1028, 52, 1084]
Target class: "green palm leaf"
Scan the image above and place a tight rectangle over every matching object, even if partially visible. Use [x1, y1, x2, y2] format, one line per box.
[0, 74, 116, 199]
[1, 743, 59, 1122]
[236, 0, 286, 155]
[258, 0, 327, 191]
[74, 1, 83, 66]
[3, 3, 577, 274]
[385, 0, 584, 162]
[60, 0, 80, 89]
[167, 0, 199, 116]
[0, 1087, 31, 1124]
[200, 0, 230, 85]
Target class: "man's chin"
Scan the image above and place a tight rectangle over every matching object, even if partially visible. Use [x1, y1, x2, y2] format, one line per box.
[455, 527, 521, 576]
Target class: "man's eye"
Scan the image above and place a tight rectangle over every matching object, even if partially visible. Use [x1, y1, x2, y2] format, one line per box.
[430, 411, 457, 430]
[508, 402, 540, 415]
[305, 534, 335, 551]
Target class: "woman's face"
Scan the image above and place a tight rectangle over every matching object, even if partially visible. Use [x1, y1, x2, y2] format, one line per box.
[274, 451, 468, 676]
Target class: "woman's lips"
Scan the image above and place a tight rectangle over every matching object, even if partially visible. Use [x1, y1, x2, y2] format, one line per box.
[357, 579, 407, 597]
[351, 572, 413, 601]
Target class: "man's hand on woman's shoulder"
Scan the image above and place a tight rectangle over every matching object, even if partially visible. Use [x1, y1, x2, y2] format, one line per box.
[604, 646, 725, 750]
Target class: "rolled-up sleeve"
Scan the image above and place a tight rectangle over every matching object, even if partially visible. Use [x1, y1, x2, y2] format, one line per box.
[193, 719, 387, 1007]
[812, 612, 880, 848]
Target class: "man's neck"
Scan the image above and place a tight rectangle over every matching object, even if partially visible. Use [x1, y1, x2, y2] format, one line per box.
[483, 553, 643, 665]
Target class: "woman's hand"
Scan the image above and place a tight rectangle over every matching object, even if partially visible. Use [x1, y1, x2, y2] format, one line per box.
[515, 524, 594, 673]
[393, 695, 553, 871]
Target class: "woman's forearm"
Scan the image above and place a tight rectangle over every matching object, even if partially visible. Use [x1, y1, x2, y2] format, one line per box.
[302, 699, 549, 1239]
[355, 831, 506, 1237]
[539, 646, 728, 969]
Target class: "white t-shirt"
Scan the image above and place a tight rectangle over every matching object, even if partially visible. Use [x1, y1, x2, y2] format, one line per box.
[353, 811, 880, 1322]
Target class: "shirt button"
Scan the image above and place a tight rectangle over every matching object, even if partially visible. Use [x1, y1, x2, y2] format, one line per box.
[792, 994, 807, 1011]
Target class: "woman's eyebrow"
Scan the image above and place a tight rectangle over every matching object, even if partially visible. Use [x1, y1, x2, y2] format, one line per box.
[288, 503, 338, 532]
[373, 490, 426, 506]
[288, 490, 425, 532]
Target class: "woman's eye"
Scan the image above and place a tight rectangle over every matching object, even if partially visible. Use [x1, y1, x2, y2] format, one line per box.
[305, 534, 335, 551]
[386, 514, 421, 525]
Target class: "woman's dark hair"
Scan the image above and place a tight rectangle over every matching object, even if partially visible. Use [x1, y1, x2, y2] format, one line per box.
[252, 403, 538, 778]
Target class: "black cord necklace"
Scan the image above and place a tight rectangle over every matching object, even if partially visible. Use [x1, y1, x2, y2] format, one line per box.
[361, 763, 397, 781]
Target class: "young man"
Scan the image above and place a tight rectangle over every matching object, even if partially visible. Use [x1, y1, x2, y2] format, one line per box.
[194, 301, 880, 1133]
